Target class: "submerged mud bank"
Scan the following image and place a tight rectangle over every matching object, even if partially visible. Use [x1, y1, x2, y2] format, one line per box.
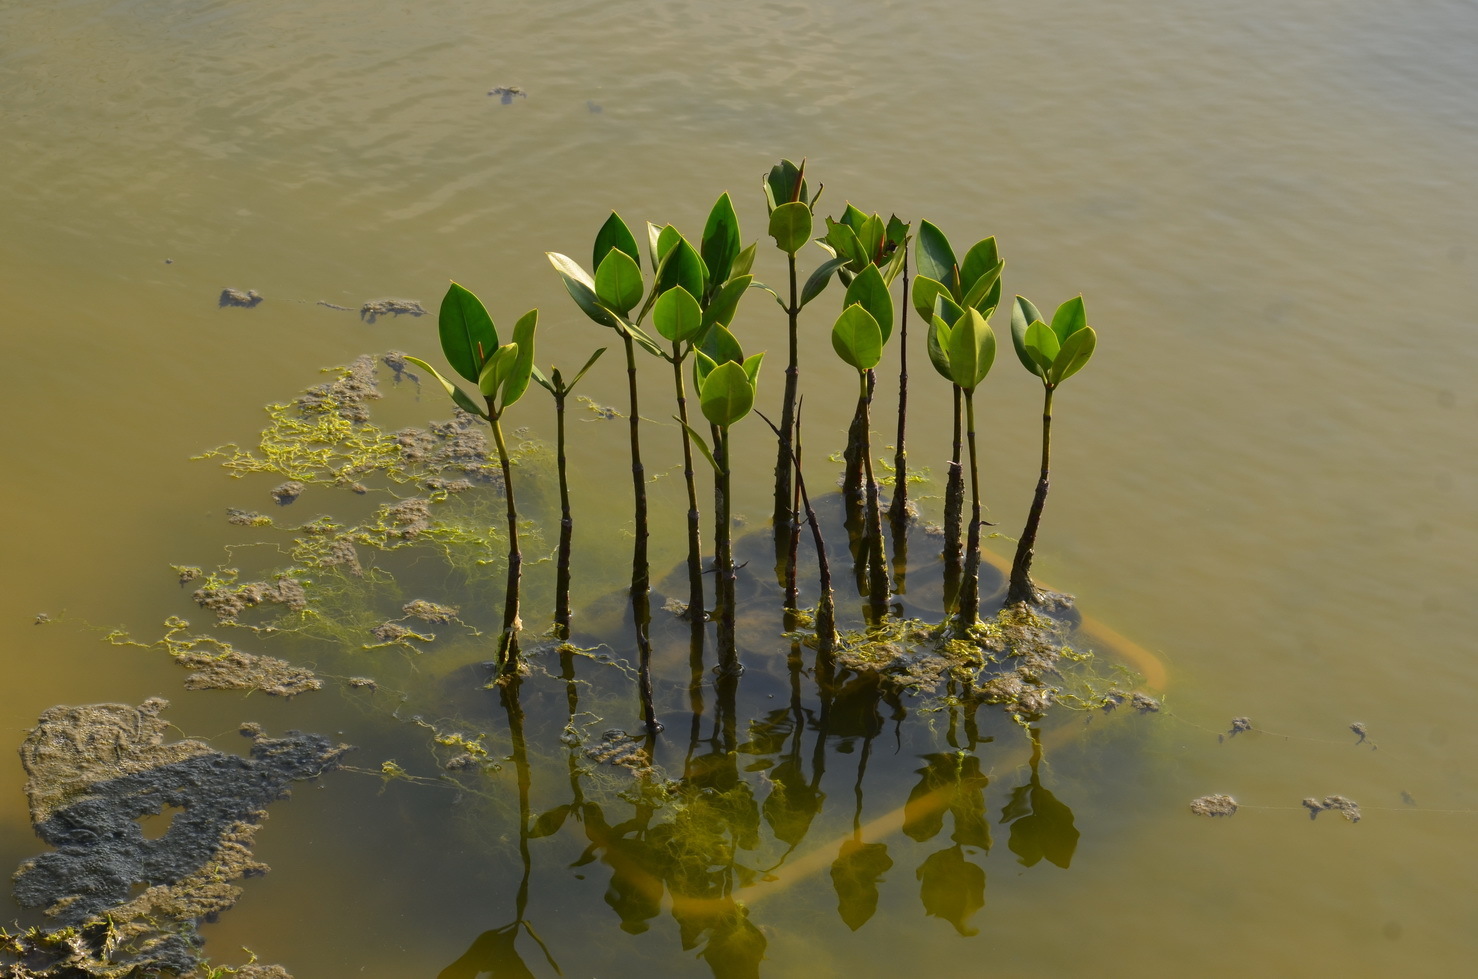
[3, 699, 348, 978]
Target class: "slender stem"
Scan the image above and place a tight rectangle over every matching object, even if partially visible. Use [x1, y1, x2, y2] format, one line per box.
[792, 414, 836, 655]
[1009, 385, 1055, 605]
[773, 251, 801, 577]
[553, 388, 572, 640]
[672, 343, 705, 622]
[888, 254, 910, 528]
[859, 370, 889, 612]
[716, 426, 739, 674]
[942, 383, 964, 609]
[490, 413, 521, 673]
[958, 388, 982, 631]
[623, 333, 657, 733]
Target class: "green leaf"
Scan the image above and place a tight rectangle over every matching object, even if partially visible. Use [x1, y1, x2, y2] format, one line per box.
[1049, 295, 1087, 344]
[856, 212, 884, 267]
[926, 315, 954, 382]
[823, 218, 867, 271]
[675, 417, 720, 473]
[656, 224, 682, 264]
[1049, 324, 1096, 384]
[915, 220, 958, 295]
[800, 256, 849, 309]
[765, 159, 807, 212]
[1010, 295, 1047, 376]
[728, 241, 757, 281]
[531, 364, 555, 395]
[700, 360, 755, 427]
[844, 264, 894, 344]
[653, 286, 703, 344]
[741, 351, 765, 385]
[438, 282, 498, 383]
[701, 192, 742, 291]
[698, 323, 743, 366]
[478, 343, 519, 400]
[646, 221, 664, 272]
[403, 356, 487, 418]
[655, 236, 707, 303]
[831, 304, 884, 372]
[885, 215, 910, 249]
[594, 249, 644, 317]
[593, 212, 641, 272]
[1023, 319, 1059, 376]
[934, 292, 965, 327]
[769, 201, 813, 255]
[566, 346, 607, 390]
[500, 308, 538, 408]
[839, 203, 869, 232]
[947, 307, 996, 391]
[701, 274, 752, 331]
[957, 257, 1005, 314]
[693, 349, 718, 391]
[912, 274, 949, 323]
[881, 229, 910, 286]
[960, 238, 1000, 297]
[548, 252, 621, 330]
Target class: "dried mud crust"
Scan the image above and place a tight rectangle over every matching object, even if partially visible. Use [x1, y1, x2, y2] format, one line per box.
[4, 699, 348, 978]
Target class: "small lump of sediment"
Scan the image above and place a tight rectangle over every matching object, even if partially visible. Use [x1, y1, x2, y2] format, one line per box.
[402, 599, 458, 623]
[1303, 795, 1362, 822]
[271, 480, 305, 505]
[1228, 716, 1253, 737]
[1131, 692, 1161, 713]
[360, 298, 426, 323]
[1190, 794, 1239, 817]
[219, 288, 263, 308]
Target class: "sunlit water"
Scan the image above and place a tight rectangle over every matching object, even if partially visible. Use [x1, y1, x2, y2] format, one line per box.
[2, 0, 1476, 975]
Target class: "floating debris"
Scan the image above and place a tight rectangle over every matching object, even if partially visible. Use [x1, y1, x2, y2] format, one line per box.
[1350, 722, 1377, 749]
[1101, 689, 1128, 712]
[8, 699, 347, 976]
[1130, 692, 1161, 714]
[1302, 795, 1362, 823]
[662, 597, 690, 618]
[359, 298, 426, 324]
[227, 507, 273, 527]
[193, 578, 307, 622]
[1400, 790, 1417, 807]
[293, 353, 382, 422]
[1227, 716, 1252, 737]
[383, 498, 432, 538]
[585, 730, 652, 774]
[219, 287, 263, 308]
[488, 85, 527, 104]
[271, 480, 305, 505]
[346, 676, 378, 691]
[33, 612, 51, 625]
[174, 565, 202, 585]
[176, 647, 321, 697]
[316, 300, 354, 311]
[402, 599, 459, 623]
[1189, 794, 1239, 817]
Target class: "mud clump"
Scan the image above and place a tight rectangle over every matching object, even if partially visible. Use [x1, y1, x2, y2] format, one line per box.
[293, 354, 381, 422]
[270, 481, 305, 506]
[383, 499, 432, 539]
[585, 731, 652, 775]
[6, 699, 347, 977]
[226, 508, 273, 527]
[318, 538, 363, 576]
[359, 298, 426, 324]
[1302, 795, 1362, 823]
[1189, 794, 1239, 817]
[219, 288, 262, 308]
[192, 578, 307, 623]
[402, 599, 459, 624]
[395, 413, 500, 484]
[176, 648, 321, 697]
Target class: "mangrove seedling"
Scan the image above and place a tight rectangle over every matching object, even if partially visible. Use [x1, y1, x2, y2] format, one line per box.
[678, 327, 764, 675]
[1006, 295, 1097, 605]
[830, 282, 894, 612]
[759, 403, 837, 656]
[761, 159, 839, 582]
[911, 222, 1004, 594]
[405, 282, 538, 673]
[927, 306, 996, 630]
[531, 346, 606, 640]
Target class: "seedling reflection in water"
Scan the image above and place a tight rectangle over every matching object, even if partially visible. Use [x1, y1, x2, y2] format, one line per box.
[405, 281, 538, 674]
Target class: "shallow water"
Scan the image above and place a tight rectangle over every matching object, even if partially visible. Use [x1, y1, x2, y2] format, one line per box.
[3, 0, 1477, 975]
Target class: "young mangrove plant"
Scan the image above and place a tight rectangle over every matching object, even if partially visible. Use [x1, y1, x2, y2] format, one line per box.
[910, 222, 1004, 598]
[530, 347, 606, 640]
[405, 282, 538, 673]
[761, 159, 837, 583]
[830, 276, 894, 612]
[926, 306, 996, 631]
[1006, 295, 1097, 606]
[818, 206, 909, 518]
[759, 402, 837, 656]
[678, 326, 763, 675]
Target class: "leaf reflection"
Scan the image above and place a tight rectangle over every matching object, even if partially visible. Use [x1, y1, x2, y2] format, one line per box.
[830, 837, 893, 930]
[1000, 733, 1079, 869]
[916, 844, 986, 936]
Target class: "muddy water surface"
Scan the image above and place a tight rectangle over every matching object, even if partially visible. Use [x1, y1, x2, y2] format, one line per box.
[3, 0, 1477, 975]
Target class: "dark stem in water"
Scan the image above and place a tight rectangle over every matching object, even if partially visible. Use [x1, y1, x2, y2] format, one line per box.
[887, 255, 910, 533]
[489, 412, 521, 674]
[622, 333, 658, 733]
[672, 343, 706, 624]
[942, 383, 964, 610]
[772, 252, 801, 583]
[1008, 385, 1055, 605]
[553, 387, 573, 640]
[957, 387, 983, 631]
[858, 371, 890, 614]
[760, 405, 836, 655]
[715, 425, 740, 675]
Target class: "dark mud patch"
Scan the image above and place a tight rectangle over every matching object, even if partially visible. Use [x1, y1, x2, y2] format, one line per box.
[1302, 795, 1362, 822]
[293, 354, 382, 422]
[395, 412, 501, 485]
[1189, 794, 1239, 817]
[193, 578, 307, 623]
[359, 298, 425, 324]
[5, 699, 347, 977]
[270, 481, 304, 506]
[176, 647, 321, 697]
[218, 288, 262, 308]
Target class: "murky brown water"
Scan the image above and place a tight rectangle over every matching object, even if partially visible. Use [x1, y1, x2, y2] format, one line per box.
[3, 0, 1477, 975]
